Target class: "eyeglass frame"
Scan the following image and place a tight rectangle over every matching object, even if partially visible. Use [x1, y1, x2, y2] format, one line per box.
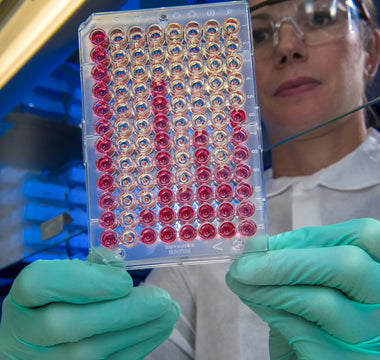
[250, 0, 371, 21]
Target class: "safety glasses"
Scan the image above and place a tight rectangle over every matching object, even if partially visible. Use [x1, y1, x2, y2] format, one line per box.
[250, 0, 363, 60]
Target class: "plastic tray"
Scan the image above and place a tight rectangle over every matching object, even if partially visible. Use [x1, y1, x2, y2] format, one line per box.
[79, 1, 268, 269]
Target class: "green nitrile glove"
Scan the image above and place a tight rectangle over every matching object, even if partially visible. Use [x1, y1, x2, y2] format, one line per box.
[226, 218, 380, 360]
[0, 259, 180, 360]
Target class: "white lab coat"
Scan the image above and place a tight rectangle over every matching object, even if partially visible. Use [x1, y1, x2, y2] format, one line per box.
[145, 128, 380, 359]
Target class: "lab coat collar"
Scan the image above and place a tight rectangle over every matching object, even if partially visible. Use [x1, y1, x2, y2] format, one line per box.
[265, 128, 380, 197]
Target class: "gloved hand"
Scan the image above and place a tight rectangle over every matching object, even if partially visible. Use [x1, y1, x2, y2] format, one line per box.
[0, 258, 180, 360]
[226, 218, 380, 360]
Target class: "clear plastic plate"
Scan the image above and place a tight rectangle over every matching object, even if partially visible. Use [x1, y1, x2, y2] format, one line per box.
[79, 1, 268, 269]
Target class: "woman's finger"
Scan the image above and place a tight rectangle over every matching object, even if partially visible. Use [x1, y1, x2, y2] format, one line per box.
[268, 218, 380, 262]
[6, 286, 174, 346]
[226, 273, 379, 344]
[10, 259, 132, 307]
[228, 245, 380, 303]
[6, 302, 179, 360]
[244, 303, 380, 360]
[269, 328, 297, 360]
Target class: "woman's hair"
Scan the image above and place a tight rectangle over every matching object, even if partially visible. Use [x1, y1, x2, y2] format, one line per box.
[360, 0, 378, 49]
[360, 0, 380, 129]
[363, 0, 378, 28]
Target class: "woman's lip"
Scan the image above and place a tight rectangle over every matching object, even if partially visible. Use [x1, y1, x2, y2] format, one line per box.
[274, 77, 321, 97]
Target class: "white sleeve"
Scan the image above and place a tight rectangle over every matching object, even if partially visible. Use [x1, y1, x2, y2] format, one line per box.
[142, 266, 197, 359]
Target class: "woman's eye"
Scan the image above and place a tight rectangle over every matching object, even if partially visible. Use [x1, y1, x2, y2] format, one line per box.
[308, 11, 336, 28]
[252, 29, 272, 46]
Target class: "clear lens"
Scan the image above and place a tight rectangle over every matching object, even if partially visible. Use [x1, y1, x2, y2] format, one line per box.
[251, 15, 274, 48]
[298, 0, 348, 33]
[251, 0, 358, 60]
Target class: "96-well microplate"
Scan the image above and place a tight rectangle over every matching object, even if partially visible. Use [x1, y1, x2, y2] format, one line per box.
[79, 1, 268, 269]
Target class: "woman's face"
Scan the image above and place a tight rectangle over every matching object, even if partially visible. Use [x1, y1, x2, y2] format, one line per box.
[249, 0, 369, 143]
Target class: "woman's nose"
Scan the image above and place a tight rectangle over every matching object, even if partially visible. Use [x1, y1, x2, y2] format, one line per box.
[274, 22, 308, 66]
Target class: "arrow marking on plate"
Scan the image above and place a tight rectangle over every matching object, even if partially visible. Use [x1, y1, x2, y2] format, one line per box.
[213, 242, 224, 251]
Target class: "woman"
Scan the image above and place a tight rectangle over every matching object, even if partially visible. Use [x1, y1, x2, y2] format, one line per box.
[251, 0, 380, 234]
[145, 0, 380, 358]
[0, 0, 379, 359]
